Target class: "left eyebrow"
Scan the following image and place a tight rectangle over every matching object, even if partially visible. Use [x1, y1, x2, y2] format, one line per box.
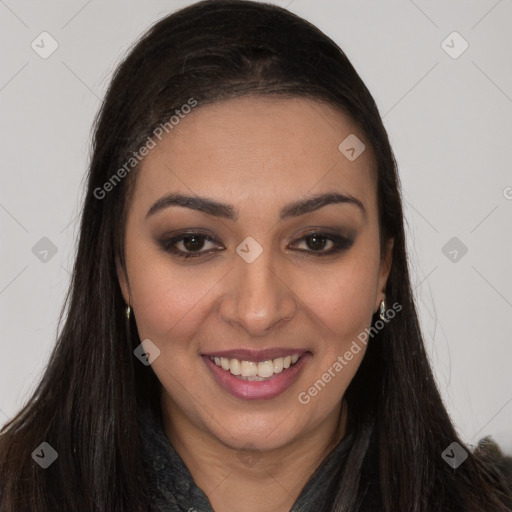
[145, 191, 365, 221]
[280, 192, 365, 220]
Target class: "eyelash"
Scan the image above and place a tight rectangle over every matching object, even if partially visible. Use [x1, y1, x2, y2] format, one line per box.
[159, 232, 354, 260]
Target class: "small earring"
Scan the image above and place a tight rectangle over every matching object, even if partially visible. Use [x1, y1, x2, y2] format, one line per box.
[379, 299, 387, 322]
[126, 305, 131, 320]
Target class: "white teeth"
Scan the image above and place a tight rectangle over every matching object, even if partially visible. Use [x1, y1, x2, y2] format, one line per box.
[257, 360, 274, 378]
[210, 354, 303, 378]
[230, 358, 241, 375]
[273, 358, 284, 373]
[241, 361, 258, 377]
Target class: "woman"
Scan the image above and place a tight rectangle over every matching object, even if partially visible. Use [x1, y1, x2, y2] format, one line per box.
[1, 1, 511, 511]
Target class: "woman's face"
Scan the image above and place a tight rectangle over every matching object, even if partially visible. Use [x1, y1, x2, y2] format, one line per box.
[118, 96, 392, 451]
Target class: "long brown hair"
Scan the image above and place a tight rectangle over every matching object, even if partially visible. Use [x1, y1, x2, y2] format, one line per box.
[1, 1, 511, 510]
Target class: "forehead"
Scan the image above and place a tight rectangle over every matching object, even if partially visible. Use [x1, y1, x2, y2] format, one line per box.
[133, 96, 377, 217]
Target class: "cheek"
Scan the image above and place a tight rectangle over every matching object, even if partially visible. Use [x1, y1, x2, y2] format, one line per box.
[294, 253, 378, 410]
[125, 241, 215, 342]
[294, 251, 380, 339]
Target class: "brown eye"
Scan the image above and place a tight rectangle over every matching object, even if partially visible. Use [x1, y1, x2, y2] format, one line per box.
[304, 234, 331, 251]
[181, 235, 207, 252]
[159, 233, 222, 259]
[292, 232, 354, 256]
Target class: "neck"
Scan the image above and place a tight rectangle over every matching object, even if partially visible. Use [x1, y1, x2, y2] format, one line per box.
[161, 396, 348, 512]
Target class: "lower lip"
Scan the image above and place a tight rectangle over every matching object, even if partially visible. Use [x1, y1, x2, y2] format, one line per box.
[202, 353, 312, 401]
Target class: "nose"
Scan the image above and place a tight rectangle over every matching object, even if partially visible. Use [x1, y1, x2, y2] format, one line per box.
[219, 249, 298, 336]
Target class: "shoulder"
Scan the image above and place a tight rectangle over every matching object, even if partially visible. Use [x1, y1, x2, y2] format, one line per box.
[474, 436, 512, 486]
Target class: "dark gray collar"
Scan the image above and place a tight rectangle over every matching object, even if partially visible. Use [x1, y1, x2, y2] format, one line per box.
[140, 407, 353, 512]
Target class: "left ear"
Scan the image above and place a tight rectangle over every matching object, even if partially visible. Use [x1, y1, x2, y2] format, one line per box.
[376, 237, 394, 311]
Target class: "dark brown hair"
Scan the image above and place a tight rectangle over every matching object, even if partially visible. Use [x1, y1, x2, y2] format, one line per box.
[1, 1, 511, 510]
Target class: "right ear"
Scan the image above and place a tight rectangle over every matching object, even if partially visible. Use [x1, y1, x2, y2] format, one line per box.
[115, 256, 130, 305]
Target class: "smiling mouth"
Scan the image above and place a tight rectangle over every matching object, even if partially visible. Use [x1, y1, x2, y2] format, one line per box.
[209, 354, 302, 380]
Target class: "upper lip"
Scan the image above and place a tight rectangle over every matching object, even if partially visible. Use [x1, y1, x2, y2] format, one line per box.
[202, 348, 310, 362]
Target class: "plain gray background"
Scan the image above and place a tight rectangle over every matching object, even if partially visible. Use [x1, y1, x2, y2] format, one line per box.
[1, 0, 511, 453]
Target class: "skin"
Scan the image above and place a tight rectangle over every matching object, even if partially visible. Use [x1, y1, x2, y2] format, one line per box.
[117, 96, 393, 512]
